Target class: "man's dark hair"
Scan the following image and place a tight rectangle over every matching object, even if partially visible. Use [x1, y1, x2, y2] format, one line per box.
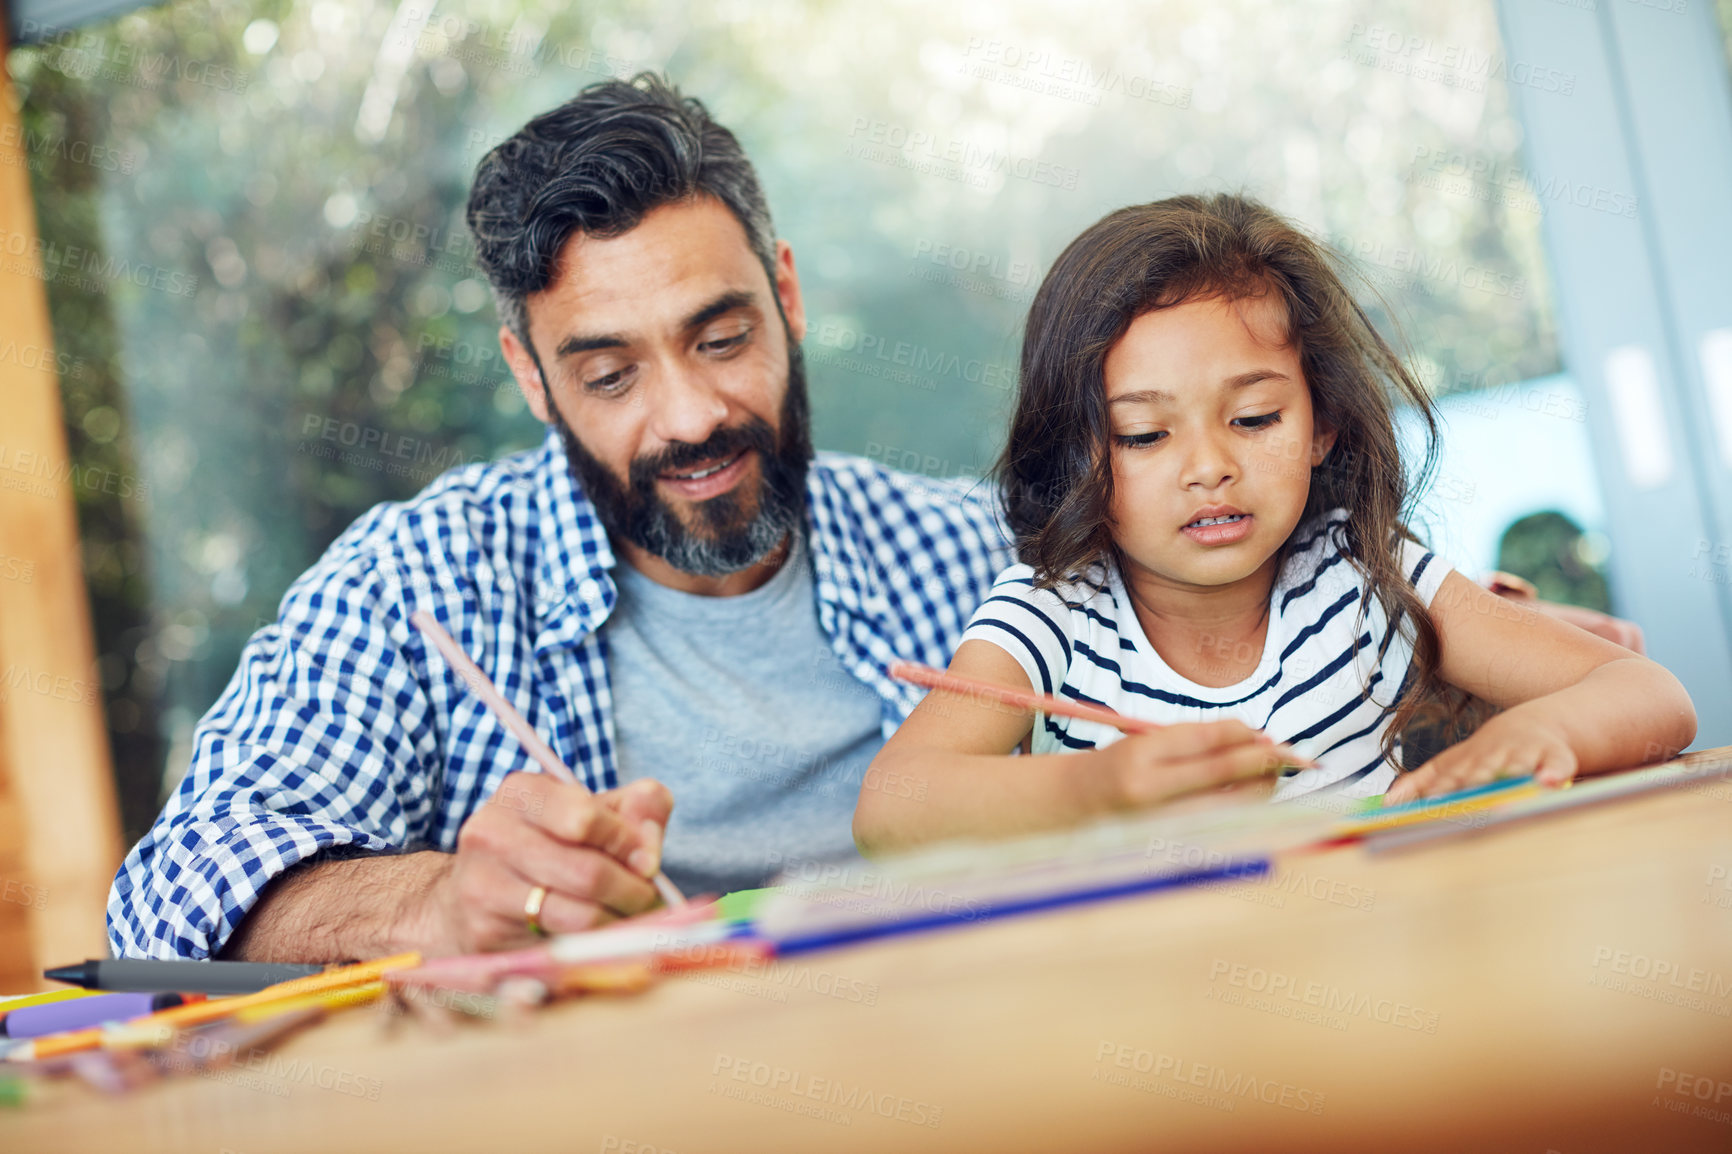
[466, 72, 778, 346]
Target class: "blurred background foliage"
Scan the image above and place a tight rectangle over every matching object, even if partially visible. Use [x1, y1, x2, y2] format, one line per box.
[1497, 511, 1612, 614]
[10, 0, 1614, 841]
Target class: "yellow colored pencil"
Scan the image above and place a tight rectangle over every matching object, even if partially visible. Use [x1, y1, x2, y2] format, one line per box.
[150, 951, 421, 1031]
[1334, 782, 1546, 838]
[0, 988, 103, 1013]
[231, 980, 386, 1023]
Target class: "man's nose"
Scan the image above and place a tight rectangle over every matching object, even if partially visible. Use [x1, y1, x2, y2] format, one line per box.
[648, 360, 730, 447]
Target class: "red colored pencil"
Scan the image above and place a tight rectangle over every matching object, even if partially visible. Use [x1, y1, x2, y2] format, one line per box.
[888, 659, 1165, 735]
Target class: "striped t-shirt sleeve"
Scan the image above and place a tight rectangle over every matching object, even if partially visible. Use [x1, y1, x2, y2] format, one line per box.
[1399, 537, 1453, 607]
[958, 564, 1076, 697]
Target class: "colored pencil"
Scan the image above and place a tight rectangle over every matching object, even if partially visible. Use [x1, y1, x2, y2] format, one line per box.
[759, 858, 1271, 956]
[889, 659, 1167, 734]
[387, 920, 740, 991]
[0, 992, 196, 1038]
[0, 989, 103, 1013]
[1365, 758, 1732, 853]
[890, 659, 1317, 773]
[4, 952, 419, 1062]
[410, 610, 687, 909]
[1332, 776, 1545, 839]
[231, 980, 386, 1023]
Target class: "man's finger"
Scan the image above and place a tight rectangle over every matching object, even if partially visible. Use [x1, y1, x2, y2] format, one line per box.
[507, 824, 659, 917]
[523, 777, 654, 872]
[529, 887, 613, 936]
[599, 780, 674, 878]
[446, 849, 546, 952]
[600, 778, 675, 826]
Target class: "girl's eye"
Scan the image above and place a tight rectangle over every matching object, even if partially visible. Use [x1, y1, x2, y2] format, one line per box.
[1234, 412, 1282, 430]
[699, 329, 752, 354]
[1115, 431, 1166, 448]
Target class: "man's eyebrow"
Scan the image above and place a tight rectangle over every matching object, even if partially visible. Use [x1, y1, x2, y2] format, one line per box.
[551, 290, 759, 359]
[681, 290, 758, 332]
[554, 331, 627, 358]
[1107, 370, 1290, 406]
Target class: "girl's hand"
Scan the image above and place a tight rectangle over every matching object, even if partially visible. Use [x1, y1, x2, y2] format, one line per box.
[1384, 710, 1578, 805]
[1100, 720, 1308, 808]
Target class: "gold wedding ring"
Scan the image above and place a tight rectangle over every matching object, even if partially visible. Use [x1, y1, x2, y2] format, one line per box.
[523, 884, 549, 937]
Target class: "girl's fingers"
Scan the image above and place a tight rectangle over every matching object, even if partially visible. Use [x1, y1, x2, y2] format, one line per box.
[1383, 766, 1434, 805]
[1138, 720, 1271, 761]
[1392, 746, 1558, 804]
[1420, 760, 1500, 799]
[1387, 751, 1477, 804]
[1132, 722, 1318, 773]
[1123, 742, 1284, 806]
[1532, 747, 1578, 787]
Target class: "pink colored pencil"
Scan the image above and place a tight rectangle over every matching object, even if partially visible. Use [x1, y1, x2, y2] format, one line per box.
[409, 610, 686, 908]
[888, 659, 1165, 735]
[387, 904, 731, 991]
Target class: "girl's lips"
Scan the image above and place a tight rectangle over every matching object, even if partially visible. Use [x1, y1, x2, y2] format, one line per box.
[659, 450, 752, 502]
[1181, 513, 1254, 546]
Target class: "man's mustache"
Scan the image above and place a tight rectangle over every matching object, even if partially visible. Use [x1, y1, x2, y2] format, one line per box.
[627, 419, 777, 492]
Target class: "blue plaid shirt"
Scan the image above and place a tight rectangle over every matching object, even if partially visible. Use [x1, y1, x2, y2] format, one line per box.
[109, 428, 1011, 959]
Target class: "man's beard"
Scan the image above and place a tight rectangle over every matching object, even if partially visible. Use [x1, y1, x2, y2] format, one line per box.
[553, 344, 814, 578]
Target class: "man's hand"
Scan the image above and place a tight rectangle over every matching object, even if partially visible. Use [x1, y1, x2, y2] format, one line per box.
[1485, 571, 1645, 654]
[221, 776, 674, 963]
[407, 775, 674, 954]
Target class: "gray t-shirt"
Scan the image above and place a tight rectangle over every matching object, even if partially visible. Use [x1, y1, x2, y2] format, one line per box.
[603, 532, 883, 896]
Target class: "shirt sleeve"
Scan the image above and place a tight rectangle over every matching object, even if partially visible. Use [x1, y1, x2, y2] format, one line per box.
[1399, 537, 1454, 608]
[106, 554, 441, 960]
[956, 564, 1076, 697]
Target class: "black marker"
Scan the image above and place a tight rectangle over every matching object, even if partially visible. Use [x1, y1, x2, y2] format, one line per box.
[44, 958, 324, 995]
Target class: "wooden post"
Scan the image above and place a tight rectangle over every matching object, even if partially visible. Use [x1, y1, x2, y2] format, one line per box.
[0, 5, 124, 988]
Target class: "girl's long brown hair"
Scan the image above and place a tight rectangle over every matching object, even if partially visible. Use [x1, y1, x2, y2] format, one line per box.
[1000, 193, 1452, 763]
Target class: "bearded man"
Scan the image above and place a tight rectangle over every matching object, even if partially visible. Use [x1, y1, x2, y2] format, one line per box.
[107, 74, 1023, 960]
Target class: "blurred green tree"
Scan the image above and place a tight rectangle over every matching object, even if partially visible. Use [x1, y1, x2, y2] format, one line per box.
[10, 0, 1572, 832]
[1495, 510, 1613, 613]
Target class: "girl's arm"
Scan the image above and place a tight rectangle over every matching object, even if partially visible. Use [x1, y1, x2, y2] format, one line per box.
[853, 639, 1289, 854]
[1384, 571, 1697, 803]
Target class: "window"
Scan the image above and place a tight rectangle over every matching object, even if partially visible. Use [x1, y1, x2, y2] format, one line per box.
[10, 0, 1590, 835]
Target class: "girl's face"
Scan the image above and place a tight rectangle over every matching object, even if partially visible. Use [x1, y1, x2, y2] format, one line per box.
[1104, 293, 1336, 593]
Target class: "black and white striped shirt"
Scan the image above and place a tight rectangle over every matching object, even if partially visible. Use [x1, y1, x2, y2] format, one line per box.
[958, 509, 1452, 799]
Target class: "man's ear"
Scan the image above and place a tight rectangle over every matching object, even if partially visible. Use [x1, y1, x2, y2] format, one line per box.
[500, 325, 552, 424]
[1310, 419, 1339, 467]
[772, 239, 806, 343]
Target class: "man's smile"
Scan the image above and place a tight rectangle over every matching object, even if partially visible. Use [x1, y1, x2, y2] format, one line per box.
[658, 449, 753, 501]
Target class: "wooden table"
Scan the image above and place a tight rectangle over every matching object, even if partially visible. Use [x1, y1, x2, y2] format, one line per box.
[7, 752, 1732, 1153]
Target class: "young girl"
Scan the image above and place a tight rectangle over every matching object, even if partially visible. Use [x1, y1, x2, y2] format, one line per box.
[854, 194, 1695, 853]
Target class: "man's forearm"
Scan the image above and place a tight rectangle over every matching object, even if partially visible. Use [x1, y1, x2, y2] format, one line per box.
[219, 851, 452, 963]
